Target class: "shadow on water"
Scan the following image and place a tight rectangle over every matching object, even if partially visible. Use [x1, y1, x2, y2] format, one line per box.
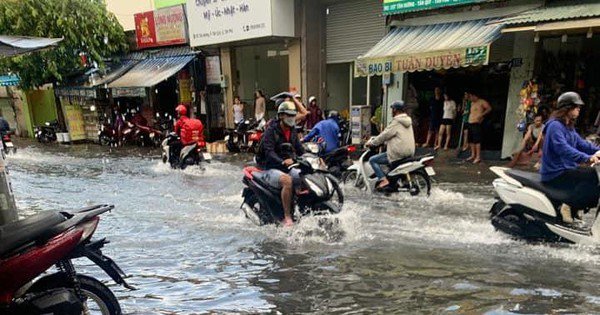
[7, 144, 600, 313]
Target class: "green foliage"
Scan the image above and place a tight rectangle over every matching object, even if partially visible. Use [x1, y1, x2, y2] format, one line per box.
[0, 0, 128, 89]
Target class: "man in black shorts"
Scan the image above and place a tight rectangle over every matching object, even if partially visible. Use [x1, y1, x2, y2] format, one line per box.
[466, 91, 491, 164]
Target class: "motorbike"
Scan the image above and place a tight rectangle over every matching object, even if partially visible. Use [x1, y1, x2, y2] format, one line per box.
[303, 140, 356, 179]
[225, 118, 265, 153]
[161, 132, 212, 169]
[338, 118, 352, 146]
[134, 123, 163, 147]
[34, 120, 59, 143]
[345, 145, 435, 196]
[98, 122, 118, 147]
[1, 131, 16, 154]
[240, 146, 344, 226]
[489, 165, 600, 244]
[0, 204, 131, 314]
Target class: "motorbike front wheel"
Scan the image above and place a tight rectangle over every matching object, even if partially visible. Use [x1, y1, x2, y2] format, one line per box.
[27, 273, 122, 315]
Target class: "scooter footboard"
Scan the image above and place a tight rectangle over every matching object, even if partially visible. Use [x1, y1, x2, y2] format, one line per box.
[493, 179, 556, 218]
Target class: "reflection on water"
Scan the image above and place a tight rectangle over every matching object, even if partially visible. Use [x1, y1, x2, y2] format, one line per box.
[7, 146, 600, 314]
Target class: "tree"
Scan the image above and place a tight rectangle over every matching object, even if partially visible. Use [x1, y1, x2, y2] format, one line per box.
[0, 0, 128, 89]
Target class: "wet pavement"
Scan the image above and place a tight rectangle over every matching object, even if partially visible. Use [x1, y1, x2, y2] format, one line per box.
[7, 140, 600, 314]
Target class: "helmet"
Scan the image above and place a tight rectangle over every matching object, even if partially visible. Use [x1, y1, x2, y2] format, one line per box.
[328, 110, 339, 119]
[175, 104, 187, 116]
[308, 96, 316, 104]
[277, 101, 297, 116]
[557, 92, 584, 109]
[390, 100, 407, 111]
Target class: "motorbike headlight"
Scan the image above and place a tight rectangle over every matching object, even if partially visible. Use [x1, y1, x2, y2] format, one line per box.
[305, 178, 324, 197]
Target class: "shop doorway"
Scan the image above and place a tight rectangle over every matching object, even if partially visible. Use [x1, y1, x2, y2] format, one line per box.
[234, 43, 289, 118]
[408, 66, 510, 150]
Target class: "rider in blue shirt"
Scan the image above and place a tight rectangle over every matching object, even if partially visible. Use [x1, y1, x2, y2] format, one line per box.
[302, 111, 340, 155]
[541, 92, 600, 224]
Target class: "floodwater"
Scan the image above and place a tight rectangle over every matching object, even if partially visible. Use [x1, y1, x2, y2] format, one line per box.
[7, 144, 600, 314]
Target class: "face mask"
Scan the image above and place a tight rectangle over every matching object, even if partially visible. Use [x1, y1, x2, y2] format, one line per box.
[283, 116, 296, 127]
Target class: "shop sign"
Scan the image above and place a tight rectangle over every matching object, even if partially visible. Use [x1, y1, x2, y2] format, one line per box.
[154, 0, 186, 9]
[205, 56, 222, 85]
[112, 87, 147, 98]
[187, 0, 294, 47]
[135, 5, 188, 49]
[355, 45, 489, 77]
[383, 0, 488, 15]
[178, 71, 192, 104]
[56, 88, 97, 99]
[62, 102, 86, 141]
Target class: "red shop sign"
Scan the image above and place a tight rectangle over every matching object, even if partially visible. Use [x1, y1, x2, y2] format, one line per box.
[135, 5, 188, 49]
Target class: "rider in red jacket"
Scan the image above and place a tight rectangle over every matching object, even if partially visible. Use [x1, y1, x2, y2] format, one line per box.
[174, 105, 205, 146]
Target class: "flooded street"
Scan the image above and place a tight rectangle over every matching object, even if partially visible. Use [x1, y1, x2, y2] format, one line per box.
[8, 144, 600, 314]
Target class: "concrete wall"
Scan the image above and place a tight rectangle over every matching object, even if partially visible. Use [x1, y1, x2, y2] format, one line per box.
[105, 0, 154, 31]
[501, 31, 537, 159]
[299, 0, 327, 106]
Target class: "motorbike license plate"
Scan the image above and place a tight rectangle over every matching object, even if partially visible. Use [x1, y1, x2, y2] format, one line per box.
[425, 167, 436, 176]
[203, 153, 212, 160]
[5, 142, 13, 148]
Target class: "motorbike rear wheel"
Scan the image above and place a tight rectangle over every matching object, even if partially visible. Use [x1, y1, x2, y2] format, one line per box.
[407, 169, 431, 196]
[27, 273, 121, 315]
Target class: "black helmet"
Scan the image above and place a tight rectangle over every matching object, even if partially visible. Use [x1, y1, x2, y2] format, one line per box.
[328, 110, 339, 119]
[557, 91, 584, 109]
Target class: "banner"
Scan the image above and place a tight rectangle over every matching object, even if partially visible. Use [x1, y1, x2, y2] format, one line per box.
[62, 102, 86, 141]
[187, 0, 294, 47]
[205, 56, 222, 85]
[135, 5, 188, 49]
[355, 46, 489, 77]
[383, 0, 487, 15]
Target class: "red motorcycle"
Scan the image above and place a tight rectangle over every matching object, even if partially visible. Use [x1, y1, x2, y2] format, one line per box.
[0, 204, 131, 314]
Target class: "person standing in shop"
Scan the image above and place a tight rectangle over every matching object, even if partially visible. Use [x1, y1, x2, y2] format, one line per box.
[459, 92, 472, 152]
[422, 87, 443, 147]
[254, 90, 266, 121]
[466, 90, 492, 164]
[435, 92, 457, 150]
[233, 96, 244, 125]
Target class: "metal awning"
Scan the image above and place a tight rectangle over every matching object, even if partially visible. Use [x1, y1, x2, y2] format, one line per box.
[0, 35, 63, 58]
[0, 75, 19, 86]
[496, 1, 600, 26]
[108, 55, 195, 89]
[355, 19, 503, 77]
[87, 59, 140, 88]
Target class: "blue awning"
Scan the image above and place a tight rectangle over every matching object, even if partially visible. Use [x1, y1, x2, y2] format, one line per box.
[0, 75, 19, 86]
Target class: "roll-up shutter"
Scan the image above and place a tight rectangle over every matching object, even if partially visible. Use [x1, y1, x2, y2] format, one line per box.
[326, 0, 386, 64]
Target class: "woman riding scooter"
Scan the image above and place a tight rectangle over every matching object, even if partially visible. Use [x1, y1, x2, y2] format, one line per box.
[541, 92, 600, 225]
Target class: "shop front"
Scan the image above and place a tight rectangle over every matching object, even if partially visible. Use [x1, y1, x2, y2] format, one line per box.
[497, 1, 600, 158]
[186, 0, 296, 128]
[356, 18, 508, 149]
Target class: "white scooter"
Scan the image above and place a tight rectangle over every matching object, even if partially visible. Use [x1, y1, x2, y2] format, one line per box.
[345, 145, 435, 196]
[490, 165, 600, 244]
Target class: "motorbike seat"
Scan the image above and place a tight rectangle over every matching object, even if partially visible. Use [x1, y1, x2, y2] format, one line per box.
[0, 211, 66, 257]
[506, 169, 592, 208]
[389, 155, 426, 169]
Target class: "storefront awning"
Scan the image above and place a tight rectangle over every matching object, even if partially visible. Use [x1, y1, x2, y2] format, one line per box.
[0, 35, 63, 58]
[88, 59, 140, 88]
[497, 1, 600, 26]
[108, 55, 195, 89]
[355, 19, 503, 77]
[0, 75, 19, 86]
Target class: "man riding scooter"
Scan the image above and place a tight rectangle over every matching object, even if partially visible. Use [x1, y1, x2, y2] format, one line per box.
[169, 104, 205, 165]
[255, 101, 305, 227]
[302, 110, 340, 155]
[540, 92, 600, 226]
[366, 101, 416, 190]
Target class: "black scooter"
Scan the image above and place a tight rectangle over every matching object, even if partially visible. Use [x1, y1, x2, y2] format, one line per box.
[161, 133, 212, 170]
[240, 147, 344, 226]
[34, 120, 59, 143]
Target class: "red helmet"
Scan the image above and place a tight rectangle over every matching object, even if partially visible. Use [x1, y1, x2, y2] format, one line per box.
[175, 104, 187, 116]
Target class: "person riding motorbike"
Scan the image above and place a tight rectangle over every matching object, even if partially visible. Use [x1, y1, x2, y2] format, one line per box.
[170, 104, 205, 164]
[302, 110, 340, 155]
[255, 101, 305, 227]
[540, 91, 600, 225]
[366, 101, 416, 190]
